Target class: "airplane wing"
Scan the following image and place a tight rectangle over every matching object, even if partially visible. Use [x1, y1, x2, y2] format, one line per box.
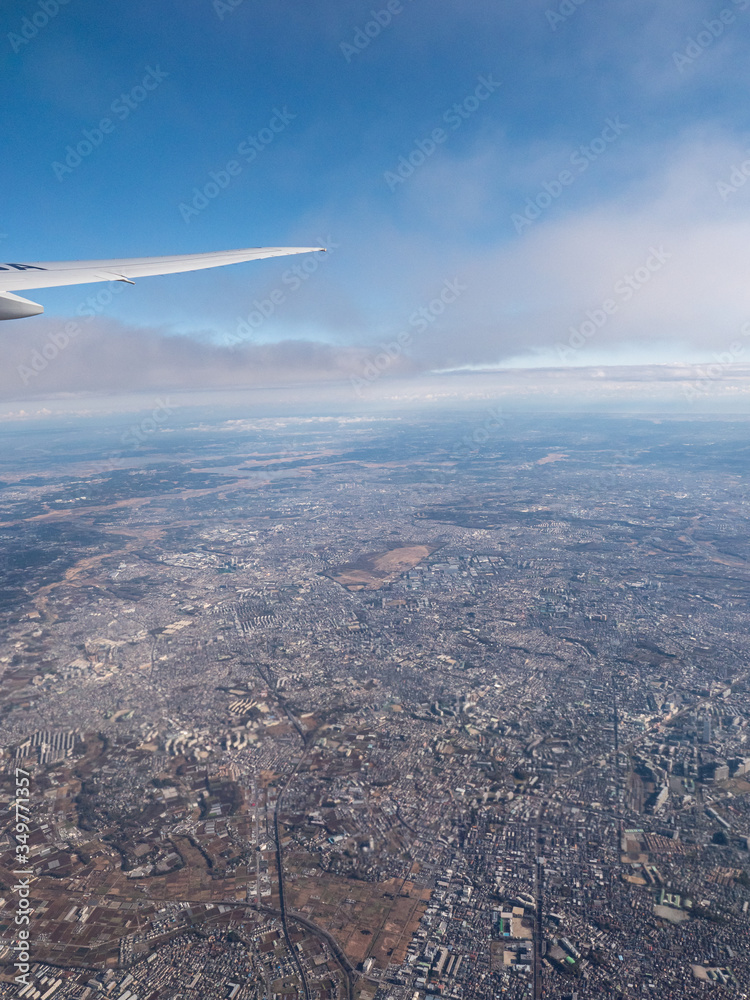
[0, 246, 325, 319]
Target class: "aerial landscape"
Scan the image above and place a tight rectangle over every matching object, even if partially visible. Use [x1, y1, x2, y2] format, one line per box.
[3, 0, 750, 998]
[4, 406, 750, 999]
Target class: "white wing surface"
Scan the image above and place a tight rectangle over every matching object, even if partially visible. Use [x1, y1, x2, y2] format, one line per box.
[0, 246, 324, 291]
[0, 246, 325, 319]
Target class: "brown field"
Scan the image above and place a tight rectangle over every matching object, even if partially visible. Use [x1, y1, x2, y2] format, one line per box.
[326, 544, 437, 591]
[287, 873, 430, 970]
[1, 833, 272, 969]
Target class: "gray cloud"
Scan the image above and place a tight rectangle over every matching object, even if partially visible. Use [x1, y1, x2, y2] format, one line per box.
[0, 316, 422, 402]
[5, 128, 750, 403]
[310, 131, 750, 371]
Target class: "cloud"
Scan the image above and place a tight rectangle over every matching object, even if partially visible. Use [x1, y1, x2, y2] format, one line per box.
[4, 127, 750, 403]
[0, 316, 418, 402]
[317, 129, 750, 372]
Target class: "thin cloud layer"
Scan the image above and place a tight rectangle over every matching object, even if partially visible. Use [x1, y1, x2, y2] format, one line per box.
[0, 318, 407, 401]
[4, 133, 750, 402]
[3, 0, 750, 404]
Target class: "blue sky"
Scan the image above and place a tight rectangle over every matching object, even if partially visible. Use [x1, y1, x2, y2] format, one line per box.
[3, 0, 750, 402]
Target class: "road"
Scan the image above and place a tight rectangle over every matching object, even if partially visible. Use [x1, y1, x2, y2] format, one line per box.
[533, 801, 546, 1000]
[258, 661, 356, 1000]
[272, 753, 312, 1000]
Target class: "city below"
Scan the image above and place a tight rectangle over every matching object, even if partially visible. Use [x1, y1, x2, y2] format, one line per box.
[2, 409, 750, 1000]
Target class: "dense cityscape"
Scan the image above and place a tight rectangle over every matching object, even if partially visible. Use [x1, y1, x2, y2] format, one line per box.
[2, 410, 750, 999]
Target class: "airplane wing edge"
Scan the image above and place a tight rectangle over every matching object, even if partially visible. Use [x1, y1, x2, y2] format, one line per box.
[0, 246, 326, 294]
